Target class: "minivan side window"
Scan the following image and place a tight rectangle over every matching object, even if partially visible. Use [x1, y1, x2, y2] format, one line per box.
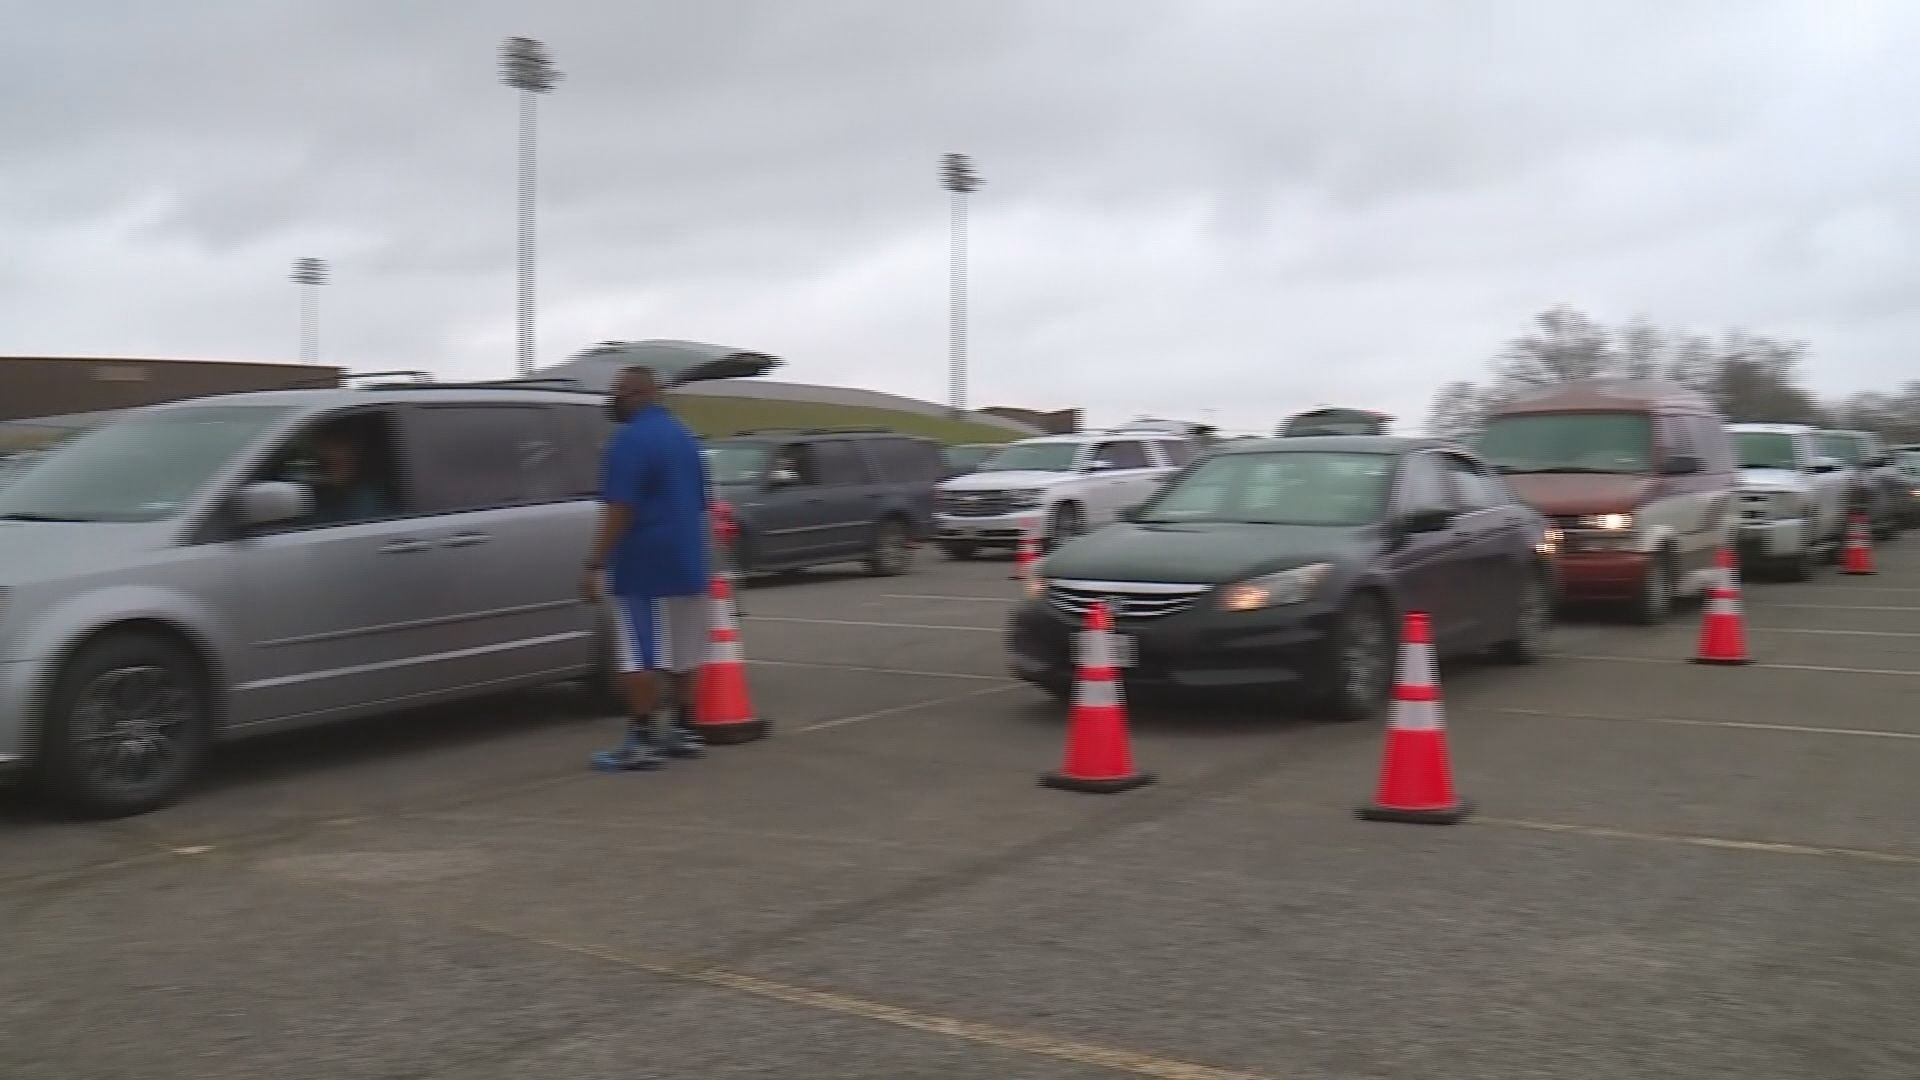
[1155, 439, 1196, 466]
[552, 403, 610, 498]
[1395, 452, 1457, 515]
[1439, 453, 1507, 512]
[867, 437, 942, 483]
[247, 407, 411, 532]
[1689, 415, 1734, 473]
[1659, 413, 1698, 465]
[811, 439, 869, 486]
[409, 405, 566, 513]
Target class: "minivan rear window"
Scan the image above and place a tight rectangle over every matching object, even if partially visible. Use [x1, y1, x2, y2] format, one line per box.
[0, 404, 292, 523]
[1477, 412, 1653, 475]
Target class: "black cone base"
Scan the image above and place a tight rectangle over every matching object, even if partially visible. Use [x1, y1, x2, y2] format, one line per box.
[697, 718, 770, 745]
[1356, 798, 1474, 825]
[1690, 656, 1751, 666]
[1040, 771, 1156, 794]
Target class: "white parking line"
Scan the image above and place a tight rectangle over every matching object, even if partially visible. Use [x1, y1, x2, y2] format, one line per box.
[880, 593, 1018, 604]
[1763, 603, 1920, 612]
[1752, 626, 1920, 639]
[794, 683, 1024, 733]
[747, 615, 999, 633]
[1561, 653, 1920, 678]
[748, 657, 1014, 682]
[1498, 706, 1920, 741]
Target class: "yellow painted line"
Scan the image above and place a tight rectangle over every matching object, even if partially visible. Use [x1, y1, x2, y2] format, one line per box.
[290, 883, 1273, 1080]
[748, 657, 1015, 682]
[794, 683, 1024, 733]
[1561, 653, 1920, 678]
[1497, 706, 1920, 741]
[1476, 817, 1920, 867]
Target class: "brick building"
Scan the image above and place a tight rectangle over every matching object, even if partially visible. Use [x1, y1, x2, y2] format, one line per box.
[0, 356, 343, 424]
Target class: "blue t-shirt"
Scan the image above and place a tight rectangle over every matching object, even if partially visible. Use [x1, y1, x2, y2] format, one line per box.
[600, 404, 711, 598]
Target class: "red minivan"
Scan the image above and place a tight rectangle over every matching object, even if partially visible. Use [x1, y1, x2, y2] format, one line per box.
[1475, 379, 1737, 624]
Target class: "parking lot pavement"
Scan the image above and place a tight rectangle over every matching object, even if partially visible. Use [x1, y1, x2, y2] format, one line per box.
[7, 542, 1920, 1078]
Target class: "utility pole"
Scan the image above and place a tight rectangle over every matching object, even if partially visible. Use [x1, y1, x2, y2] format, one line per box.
[500, 36, 563, 377]
[940, 152, 982, 418]
[289, 257, 329, 363]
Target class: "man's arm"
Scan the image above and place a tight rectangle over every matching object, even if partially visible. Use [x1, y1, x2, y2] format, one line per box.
[583, 428, 646, 595]
[585, 502, 633, 575]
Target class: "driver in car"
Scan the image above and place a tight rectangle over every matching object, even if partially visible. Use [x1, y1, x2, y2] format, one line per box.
[309, 432, 390, 524]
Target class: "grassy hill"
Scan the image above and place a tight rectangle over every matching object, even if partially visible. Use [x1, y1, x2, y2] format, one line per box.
[670, 393, 1022, 445]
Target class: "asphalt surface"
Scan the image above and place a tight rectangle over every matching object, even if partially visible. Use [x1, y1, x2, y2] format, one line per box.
[7, 537, 1920, 1079]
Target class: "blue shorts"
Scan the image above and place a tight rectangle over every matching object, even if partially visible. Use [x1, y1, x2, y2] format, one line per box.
[609, 593, 709, 675]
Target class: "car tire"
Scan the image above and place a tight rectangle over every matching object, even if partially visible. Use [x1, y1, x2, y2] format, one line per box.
[37, 632, 211, 820]
[1494, 570, 1552, 665]
[1631, 550, 1675, 626]
[865, 516, 914, 577]
[1315, 591, 1394, 722]
[940, 542, 977, 561]
[1048, 503, 1085, 552]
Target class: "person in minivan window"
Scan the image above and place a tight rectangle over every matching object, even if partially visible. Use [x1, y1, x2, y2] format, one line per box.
[582, 365, 712, 771]
[309, 431, 390, 524]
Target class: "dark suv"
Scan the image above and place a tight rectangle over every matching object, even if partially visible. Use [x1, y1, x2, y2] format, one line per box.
[704, 428, 945, 577]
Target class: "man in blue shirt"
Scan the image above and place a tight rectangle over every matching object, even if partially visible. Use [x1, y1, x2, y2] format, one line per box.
[581, 366, 713, 771]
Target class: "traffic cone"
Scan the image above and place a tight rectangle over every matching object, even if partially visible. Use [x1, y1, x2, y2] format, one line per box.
[1010, 527, 1040, 582]
[1041, 602, 1154, 794]
[691, 574, 769, 745]
[1692, 548, 1750, 666]
[1357, 612, 1472, 825]
[1842, 512, 1876, 576]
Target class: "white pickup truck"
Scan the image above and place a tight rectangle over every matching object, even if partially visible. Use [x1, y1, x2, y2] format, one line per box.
[1728, 423, 1849, 579]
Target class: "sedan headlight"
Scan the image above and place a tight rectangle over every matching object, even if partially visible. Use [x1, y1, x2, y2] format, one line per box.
[1006, 489, 1045, 509]
[1580, 512, 1634, 531]
[1217, 563, 1333, 612]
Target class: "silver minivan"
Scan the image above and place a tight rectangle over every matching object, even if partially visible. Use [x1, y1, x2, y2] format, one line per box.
[0, 349, 771, 818]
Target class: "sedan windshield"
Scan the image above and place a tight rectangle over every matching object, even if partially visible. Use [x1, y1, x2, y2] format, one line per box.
[1138, 451, 1394, 527]
[704, 440, 772, 485]
[1477, 412, 1652, 474]
[0, 405, 291, 523]
[979, 442, 1079, 473]
[1734, 432, 1799, 471]
[944, 444, 1001, 473]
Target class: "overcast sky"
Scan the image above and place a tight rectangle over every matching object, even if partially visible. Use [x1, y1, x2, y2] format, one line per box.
[3, 1, 1916, 433]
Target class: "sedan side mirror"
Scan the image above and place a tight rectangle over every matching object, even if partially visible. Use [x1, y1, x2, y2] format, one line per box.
[234, 480, 312, 529]
[1083, 458, 1116, 473]
[1810, 456, 1840, 474]
[1401, 507, 1455, 534]
[1661, 454, 1702, 476]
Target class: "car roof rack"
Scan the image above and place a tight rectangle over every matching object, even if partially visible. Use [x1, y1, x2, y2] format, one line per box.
[363, 375, 600, 395]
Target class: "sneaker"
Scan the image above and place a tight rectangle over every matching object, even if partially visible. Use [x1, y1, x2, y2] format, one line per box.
[649, 716, 704, 760]
[590, 730, 664, 772]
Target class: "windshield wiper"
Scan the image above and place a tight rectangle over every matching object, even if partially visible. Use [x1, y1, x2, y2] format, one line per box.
[0, 512, 88, 522]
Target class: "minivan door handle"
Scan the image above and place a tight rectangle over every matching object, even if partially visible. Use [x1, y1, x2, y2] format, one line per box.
[442, 532, 492, 548]
[378, 539, 431, 555]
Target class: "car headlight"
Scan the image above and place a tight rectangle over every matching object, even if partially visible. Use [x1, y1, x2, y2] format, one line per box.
[1217, 563, 1333, 612]
[1006, 489, 1044, 509]
[1580, 512, 1634, 531]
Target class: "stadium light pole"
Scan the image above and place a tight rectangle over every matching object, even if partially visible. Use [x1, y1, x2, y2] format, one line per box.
[941, 152, 982, 418]
[500, 36, 563, 377]
[289, 257, 329, 364]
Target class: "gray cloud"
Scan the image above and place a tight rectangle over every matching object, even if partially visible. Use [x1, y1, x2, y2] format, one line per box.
[4, 0, 1918, 432]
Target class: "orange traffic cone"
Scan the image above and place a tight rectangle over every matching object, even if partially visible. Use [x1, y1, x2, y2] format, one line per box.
[1692, 548, 1750, 666]
[1010, 527, 1040, 582]
[1357, 612, 1471, 825]
[691, 574, 768, 745]
[1041, 602, 1154, 794]
[1842, 512, 1876, 576]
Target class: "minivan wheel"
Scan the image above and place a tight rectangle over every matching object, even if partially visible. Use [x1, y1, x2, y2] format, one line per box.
[1494, 571, 1552, 664]
[1316, 592, 1394, 722]
[865, 517, 914, 577]
[1632, 551, 1674, 626]
[38, 634, 210, 819]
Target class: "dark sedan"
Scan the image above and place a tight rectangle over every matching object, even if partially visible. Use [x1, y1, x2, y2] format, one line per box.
[1007, 436, 1558, 720]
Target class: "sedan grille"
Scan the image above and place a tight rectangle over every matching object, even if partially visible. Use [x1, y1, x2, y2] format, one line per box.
[1045, 580, 1212, 622]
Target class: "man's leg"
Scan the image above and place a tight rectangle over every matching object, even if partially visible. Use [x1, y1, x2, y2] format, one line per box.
[646, 595, 708, 759]
[591, 594, 667, 771]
